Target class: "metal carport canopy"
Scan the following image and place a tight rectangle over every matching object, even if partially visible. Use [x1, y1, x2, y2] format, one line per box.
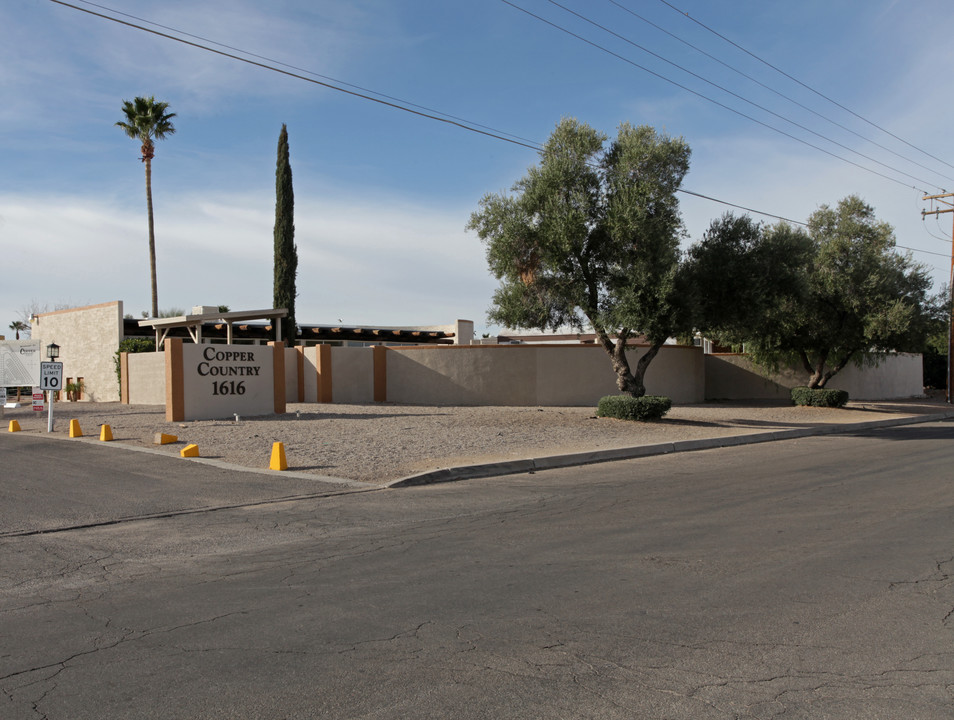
[138, 308, 288, 348]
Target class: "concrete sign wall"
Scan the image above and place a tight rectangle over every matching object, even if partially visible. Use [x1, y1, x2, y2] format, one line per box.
[0, 341, 41, 387]
[165, 338, 286, 421]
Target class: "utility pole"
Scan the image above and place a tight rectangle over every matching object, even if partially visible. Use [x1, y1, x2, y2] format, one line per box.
[921, 192, 954, 403]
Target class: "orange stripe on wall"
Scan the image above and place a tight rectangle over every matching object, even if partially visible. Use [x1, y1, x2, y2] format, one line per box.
[120, 352, 129, 404]
[317, 344, 333, 403]
[165, 338, 184, 422]
[269, 341, 286, 414]
[296, 346, 305, 403]
[373, 345, 387, 402]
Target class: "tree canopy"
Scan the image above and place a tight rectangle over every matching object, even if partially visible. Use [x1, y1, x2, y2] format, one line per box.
[687, 196, 936, 388]
[468, 118, 692, 397]
[8, 320, 28, 340]
[115, 96, 176, 161]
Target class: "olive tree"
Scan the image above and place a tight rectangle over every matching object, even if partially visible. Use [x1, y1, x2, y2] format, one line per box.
[468, 118, 692, 397]
[687, 196, 935, 388]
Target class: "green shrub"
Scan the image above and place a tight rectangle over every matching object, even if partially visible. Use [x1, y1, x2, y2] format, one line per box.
[790, 386, 849, 408]
[597, 394, 672, 421]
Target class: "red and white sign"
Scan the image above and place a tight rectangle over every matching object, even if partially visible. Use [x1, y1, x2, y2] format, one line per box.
[32, 388, 44, 412]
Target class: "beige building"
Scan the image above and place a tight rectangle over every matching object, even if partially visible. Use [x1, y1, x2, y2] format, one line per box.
[29, 301, 125, 402]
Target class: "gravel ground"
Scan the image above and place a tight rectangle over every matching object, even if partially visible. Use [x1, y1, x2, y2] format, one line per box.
[4, 396, 951, 484]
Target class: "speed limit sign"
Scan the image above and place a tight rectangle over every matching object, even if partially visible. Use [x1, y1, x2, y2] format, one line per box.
[40, 362, 63, 391]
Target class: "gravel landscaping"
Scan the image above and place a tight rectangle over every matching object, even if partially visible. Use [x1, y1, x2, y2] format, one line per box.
[5, 396, 951, 484]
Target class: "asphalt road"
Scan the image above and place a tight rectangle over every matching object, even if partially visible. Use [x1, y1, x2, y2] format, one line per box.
[2, 422, 953, 719]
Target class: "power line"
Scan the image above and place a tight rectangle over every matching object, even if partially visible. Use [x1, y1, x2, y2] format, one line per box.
[676, 189, 805, 225]
[935, 217, 953, 242]
[48, 0, 543, 153]
[47, 0, 942, 263]
[897, 244, 949, 259]
[655, 0, 954, 172]
[67, 0, 542, 150]
[66, 0, 939, 199]
[917, 213, 951, 245]
[605, 0, 954, 185]
[680, 191, 947, 260]
[542, 0, 948, 190]
[502, 0, 936, 194]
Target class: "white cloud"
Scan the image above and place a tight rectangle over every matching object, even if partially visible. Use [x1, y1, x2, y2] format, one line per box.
[0, 189, 496, 332]
[1, 0, 402, 131]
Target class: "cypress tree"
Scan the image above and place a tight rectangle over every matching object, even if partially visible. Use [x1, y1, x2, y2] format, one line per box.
[273, 124, 297, 344]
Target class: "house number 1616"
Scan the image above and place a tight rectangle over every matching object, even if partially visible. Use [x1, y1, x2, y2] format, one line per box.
[212, 380, 246, 396]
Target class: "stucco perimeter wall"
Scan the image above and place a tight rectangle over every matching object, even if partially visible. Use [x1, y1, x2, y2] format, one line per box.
[381, 344, 705, 406]
[825, 354, 923, 399]
[284, 347, 300, 403]
[332, 347, 375, 403]
[30, 302, 124, 402]
[705, 353, 924, 401]
[126, 352, 166, 405]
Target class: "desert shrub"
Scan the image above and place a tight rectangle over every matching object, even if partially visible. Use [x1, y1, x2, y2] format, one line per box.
[597, 395, 672, 421]
[790, 386, 849, 408]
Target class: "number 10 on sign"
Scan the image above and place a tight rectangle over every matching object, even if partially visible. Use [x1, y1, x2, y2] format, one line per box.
[39, 362, 62, 432]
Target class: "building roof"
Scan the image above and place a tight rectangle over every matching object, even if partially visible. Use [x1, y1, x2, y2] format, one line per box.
[138, 308, 289, 345]
[298, 325, 454, 344]
[127, 314, 455, 345]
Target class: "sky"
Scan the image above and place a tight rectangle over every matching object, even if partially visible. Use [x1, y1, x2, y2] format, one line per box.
[3, 0, 954, 338]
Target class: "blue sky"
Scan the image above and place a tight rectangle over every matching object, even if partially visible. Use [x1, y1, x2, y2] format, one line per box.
[3, 0, 954, 337]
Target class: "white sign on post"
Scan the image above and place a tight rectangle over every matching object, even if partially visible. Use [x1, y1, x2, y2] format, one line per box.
[39, 364, 62, 432]
[39, 362, 63, 391]
[0, 341, 42, 387]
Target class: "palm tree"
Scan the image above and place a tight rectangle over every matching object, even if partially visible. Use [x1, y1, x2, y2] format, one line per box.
[8, 320, 27, 340]
[116, 96, 176, 319]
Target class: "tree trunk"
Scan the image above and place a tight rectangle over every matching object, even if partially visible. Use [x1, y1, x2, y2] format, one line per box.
[801, 348, 858, 389]
[815, 350, 858, 388]
[144, 156, 159, 319]
[612, 344, 641, 396]
[801, 349, 828, 389]
[596, 327, 638, 397]
[631, 342, 662, 397]
[594, 327, 662, 398]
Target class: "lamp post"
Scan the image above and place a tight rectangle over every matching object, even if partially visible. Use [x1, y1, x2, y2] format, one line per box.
[46, 342, 60, 432]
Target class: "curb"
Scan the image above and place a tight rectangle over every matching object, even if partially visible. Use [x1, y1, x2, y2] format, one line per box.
[385, 411, 954, 488]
